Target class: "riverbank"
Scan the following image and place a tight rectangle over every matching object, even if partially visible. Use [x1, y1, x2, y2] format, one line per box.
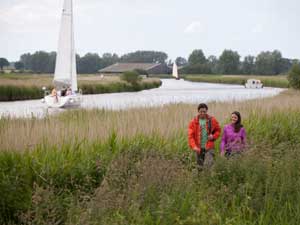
[0, 74, 162, 101]
[184, 74, 289, 88]
[1, 90, 300, 224]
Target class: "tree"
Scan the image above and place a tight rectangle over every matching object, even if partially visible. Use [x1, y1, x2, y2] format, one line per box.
[272, 50, 284, 74]
[30, 51, 52, 73]
[14, 61, 24, 70]
[241, 55, 255, 74]
[121, 51, 168, 64]
[20, 53, 32, 70]
[207, 55, 218, 74]
[288, 63, 300, 89]
[101, 53, 119, 68]
[181, 63, 212, 74]
[188, 49, 206, 65]
[77, 53, 102, 74]
[0, 58, 9, 70]
[218, 50, 240, 74]
[121, 71, 141, 84]
[175, 57, 188, 66]
[255, 50, 284, 75]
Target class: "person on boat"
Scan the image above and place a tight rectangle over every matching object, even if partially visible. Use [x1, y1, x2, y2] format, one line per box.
[188, 103, 221, 168]
[66, 87, 72, 96]
[220, 111, 246, 158]
[51, 88, 58, 102]
[61, 87, 67, 97]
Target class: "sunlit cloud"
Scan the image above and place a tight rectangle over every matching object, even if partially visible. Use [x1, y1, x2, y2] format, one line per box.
[184, 21, 205, 34]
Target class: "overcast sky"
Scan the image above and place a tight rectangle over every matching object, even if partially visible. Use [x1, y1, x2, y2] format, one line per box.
[0, 0, 299, 62]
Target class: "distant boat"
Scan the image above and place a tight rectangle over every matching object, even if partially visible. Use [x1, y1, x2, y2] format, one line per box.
[43, 0, 82, 108]
[245, 79, 264, 89]
[172, 62, 180, 80]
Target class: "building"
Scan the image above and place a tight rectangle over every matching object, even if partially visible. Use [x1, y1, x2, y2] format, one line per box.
[99, 63, 171, 75]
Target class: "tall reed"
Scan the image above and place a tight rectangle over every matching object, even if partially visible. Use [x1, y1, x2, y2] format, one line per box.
[1, 90, 300, 224]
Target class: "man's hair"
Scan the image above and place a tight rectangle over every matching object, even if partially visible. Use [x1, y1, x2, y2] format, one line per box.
[197, 103, 208, 111]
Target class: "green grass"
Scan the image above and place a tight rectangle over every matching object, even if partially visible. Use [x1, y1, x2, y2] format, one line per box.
[185, 75, 289, 88]
[0, 78, 161, 101]
[1, 110, 300, 224]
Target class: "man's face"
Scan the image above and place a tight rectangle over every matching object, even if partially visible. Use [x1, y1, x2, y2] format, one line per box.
[198, 108, 207, 119]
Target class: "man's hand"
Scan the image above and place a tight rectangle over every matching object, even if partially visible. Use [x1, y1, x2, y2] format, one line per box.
[193, 147, 201, 154]
[208, 134, 214, 141]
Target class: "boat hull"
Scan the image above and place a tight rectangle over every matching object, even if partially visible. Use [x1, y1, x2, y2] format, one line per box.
[44, 94, 82, 108]
[245, 83, 263, 89]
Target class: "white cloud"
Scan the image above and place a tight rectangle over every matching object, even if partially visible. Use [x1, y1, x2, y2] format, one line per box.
[184, 21, 205, 34]
[0, 0, 60, 33]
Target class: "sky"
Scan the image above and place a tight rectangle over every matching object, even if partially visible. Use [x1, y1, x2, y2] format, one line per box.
[0, 0, 300, 62]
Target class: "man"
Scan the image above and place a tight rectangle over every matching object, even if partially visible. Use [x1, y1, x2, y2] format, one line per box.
[188, 103, 221, 168]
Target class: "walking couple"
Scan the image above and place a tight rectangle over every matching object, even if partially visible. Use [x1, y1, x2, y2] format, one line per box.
[188, 103, 246, 167]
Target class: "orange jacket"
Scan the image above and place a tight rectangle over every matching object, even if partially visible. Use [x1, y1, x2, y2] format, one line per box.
[188, 115, 221, 151]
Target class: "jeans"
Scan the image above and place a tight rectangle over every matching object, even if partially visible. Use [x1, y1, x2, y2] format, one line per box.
[195, 148, 215, 168]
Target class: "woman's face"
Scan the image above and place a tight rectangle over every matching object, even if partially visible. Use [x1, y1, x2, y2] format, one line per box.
[231, 114, 239, 124]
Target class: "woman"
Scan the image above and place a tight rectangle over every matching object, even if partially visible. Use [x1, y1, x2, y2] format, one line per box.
[221, 111, 246, 157]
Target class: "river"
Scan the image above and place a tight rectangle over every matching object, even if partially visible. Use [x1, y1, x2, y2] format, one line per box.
[0, 79, 284, 118]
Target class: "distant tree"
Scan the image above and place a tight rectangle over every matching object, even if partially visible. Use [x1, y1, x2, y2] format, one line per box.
[175, 57, 188, 66]
[218, 49, 240, 74]
[188, 49, 206, 65]
[279, 58, 293, 74]
[181, 63, 212, 74]
[207, 55, 218, 74]
[77, 53, 102, 74]
[255, 50, 284, 75]
[101, 53, 119, 68]
[121, 71, 141, 84]
[0, 58, 9, 70]
[20, 53, 32, 70]
[272, 50, 284, 74]
[46, 52, 56, 73]
[288, 63, 300, 89]
[30, 51, 52, 73]
[14, 61, 24, 70]
[241, 55, 255, 74]
[134, 68, 148, 76]
[121, 51, 168, 64]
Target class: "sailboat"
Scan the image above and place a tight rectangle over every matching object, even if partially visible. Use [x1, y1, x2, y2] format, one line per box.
[172, 62, 180, 80]
[44, 0, 82, 108]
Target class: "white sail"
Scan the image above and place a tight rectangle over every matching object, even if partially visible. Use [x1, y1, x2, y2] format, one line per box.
[172, 62, 179, 79]
[54, 0, 77, 91]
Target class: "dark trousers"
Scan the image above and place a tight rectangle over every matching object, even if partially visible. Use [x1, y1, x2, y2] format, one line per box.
[195, 148, 215, 167]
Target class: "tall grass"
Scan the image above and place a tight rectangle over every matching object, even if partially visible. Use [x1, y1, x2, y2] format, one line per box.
[0, 74, 161, 101]
[1, 90, 300, 224]
[185, 74, 289, 88]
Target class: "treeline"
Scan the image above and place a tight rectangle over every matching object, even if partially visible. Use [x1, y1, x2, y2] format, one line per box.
[180, 49, 300, 75]
[8, 51, 168, 74]
[2, 49, 299, 75]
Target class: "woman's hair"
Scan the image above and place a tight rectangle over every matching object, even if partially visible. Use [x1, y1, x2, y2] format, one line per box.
[232, 111, 243, 132]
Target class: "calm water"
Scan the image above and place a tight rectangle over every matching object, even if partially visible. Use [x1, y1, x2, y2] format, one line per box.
[0, 79, 284, 118]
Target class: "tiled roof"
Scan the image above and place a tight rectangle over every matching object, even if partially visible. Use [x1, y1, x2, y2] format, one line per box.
[99, 63, 161, 73]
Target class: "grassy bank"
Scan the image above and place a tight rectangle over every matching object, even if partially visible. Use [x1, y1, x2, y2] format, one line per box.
[185, 74, 289, 88]
[1, 90, 300, 224]
[0, 74, 161, 101]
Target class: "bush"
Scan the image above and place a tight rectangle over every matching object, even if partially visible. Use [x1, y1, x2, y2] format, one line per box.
[134, 69, 149, 76]
[288, 63, 300, 89]
[121, 71, 141, 84]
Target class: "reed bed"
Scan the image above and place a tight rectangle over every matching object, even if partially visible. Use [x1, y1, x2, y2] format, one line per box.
[1, 90, 300, 224]
[185, 74, 289, 88]
[0, 90, 298, 151]
[0, 74, 161, 101]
